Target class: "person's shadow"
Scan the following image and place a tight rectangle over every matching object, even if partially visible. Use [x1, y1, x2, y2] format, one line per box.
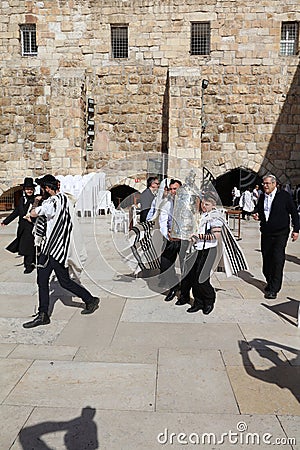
[19, 406, 98, 449]
[262, 297, 299, 327]
[237, 270, 266, 293]
[47, 276, 86, 316]
[239, 339, 300, 403]
[285, 253, 300, 265]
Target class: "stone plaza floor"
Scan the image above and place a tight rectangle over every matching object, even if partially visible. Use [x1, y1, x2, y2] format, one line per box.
[0, 214, 299, 449]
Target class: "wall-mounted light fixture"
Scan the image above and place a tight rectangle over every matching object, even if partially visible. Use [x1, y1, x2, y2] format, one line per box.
[201, 79, 209, 134]
[202, 79, 209, 90]
[86, 98, 95, 151]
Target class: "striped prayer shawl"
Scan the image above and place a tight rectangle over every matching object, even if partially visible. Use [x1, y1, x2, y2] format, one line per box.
[130, 221, 161, 271]
[39, 193, 73, 266]
[220, 220, 248, 274]
[34, 215, 47, 248]
[200, 209, 248, 276]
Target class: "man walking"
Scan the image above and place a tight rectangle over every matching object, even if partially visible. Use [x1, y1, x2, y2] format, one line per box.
[239, 188, 254, 220]
[253, 174, 299, 299]
[23, 175, 99, 328]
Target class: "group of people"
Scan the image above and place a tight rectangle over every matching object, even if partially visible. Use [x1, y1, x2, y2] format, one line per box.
[1, 175, 99, 328]
[138, 172, 299, 311]
[138, 176, 248, 314]
[231, 184, 263, 220]
[1, 171, 299, 327]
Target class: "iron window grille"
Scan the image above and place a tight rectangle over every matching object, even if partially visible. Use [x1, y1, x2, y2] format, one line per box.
[20, 24, 38, 56]
[111, 26, 128, 58]
[280, 22, 299, 56]
[191, 22, 210, 56]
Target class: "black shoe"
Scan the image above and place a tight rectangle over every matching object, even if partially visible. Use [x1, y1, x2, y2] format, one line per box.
[187, 303, 203, 313]
[23, 313, 50, 328]
[164, 289, 177, 302]
[81, 297, 100, 315]
[264, 291, 277, 299]
[175, 296, 190, 306]
[24, 266, 35, 274]
[203, 304, 214, 315]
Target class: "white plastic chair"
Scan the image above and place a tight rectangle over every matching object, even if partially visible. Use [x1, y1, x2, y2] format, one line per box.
[110, 202, 128, 233]
[131, 205, 138, 227]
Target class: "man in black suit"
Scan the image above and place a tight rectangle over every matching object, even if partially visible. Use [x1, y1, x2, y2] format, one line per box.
[139, 176, 159, 222]
[1, 177, 36, 273]
[253, 174, 299, 299]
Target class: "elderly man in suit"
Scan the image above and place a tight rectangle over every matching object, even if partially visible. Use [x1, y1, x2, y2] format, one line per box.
[253, 174, 299, 299]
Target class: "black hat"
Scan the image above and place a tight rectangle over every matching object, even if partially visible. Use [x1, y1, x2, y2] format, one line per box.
[22, 177, 36, 189]
[35, 174, 59, 189]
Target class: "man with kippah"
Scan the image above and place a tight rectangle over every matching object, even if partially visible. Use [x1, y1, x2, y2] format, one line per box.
[23, 174, 100, 328]
[253, 173, 299, 300]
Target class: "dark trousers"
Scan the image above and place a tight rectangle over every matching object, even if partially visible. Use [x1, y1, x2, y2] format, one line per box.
[24, 253, 35, 269]
[160, 239, 191, 290]
[261, 232, 289, 293]
[139, 209, 150, 223]
[183, 247, 217, 307]
[242, 210, 251, 220]
[37, 255, 93, 314]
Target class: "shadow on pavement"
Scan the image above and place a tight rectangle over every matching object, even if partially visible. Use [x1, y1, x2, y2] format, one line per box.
[237, 270, 266, 293]
[239, 339, 300, 403]
[48, 279, 85, 316]
[285, 253, 300, 266]
[19, 406, 98, 450]
[262, 297, 299, 327]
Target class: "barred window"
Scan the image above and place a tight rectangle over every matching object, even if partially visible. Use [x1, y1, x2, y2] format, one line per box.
[280, 22, 299, 56]
[111, 26, 128, 58]
[191, 22, 210, 56]
[20, 24, 38, 56]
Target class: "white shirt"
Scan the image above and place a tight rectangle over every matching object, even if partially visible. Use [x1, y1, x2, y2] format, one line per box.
[194, 214, 223, 250]
[159, 199, 173, 240]
[232, 187, 240, 198]
[239, 190, 255, 212]
[146, 197, 156, 221]
[35, 197, 57, 239]
[264, 187, 277, 221]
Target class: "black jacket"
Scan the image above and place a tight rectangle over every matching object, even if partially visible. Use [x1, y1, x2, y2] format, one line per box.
[2, 194, 35, 256]
[256, 189, 299, 235]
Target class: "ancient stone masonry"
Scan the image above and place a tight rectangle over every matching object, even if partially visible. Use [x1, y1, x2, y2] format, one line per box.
[0, 0, 299, 193]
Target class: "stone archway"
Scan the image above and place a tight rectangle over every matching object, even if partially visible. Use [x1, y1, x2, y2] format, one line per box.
[203, 151, 289, 188]
[106, 174, 146, 208]
[110, 184, 139, 208]
[215, 168, 261, 207]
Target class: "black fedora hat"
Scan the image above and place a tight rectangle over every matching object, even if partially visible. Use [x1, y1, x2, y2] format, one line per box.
[35, 174, 59, 189]
[22, 177, 36, 189]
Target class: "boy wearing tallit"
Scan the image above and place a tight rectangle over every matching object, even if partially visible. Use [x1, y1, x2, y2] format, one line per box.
[183, 191, 248, 314]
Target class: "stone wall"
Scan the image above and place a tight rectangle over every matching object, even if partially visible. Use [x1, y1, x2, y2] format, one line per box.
[0, 0, 299, 193]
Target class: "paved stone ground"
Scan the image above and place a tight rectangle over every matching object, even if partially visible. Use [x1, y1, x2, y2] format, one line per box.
[0, 214, 299, 449]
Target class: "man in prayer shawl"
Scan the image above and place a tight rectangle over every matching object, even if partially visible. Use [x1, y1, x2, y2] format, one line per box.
[23, 174, 100, 329]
